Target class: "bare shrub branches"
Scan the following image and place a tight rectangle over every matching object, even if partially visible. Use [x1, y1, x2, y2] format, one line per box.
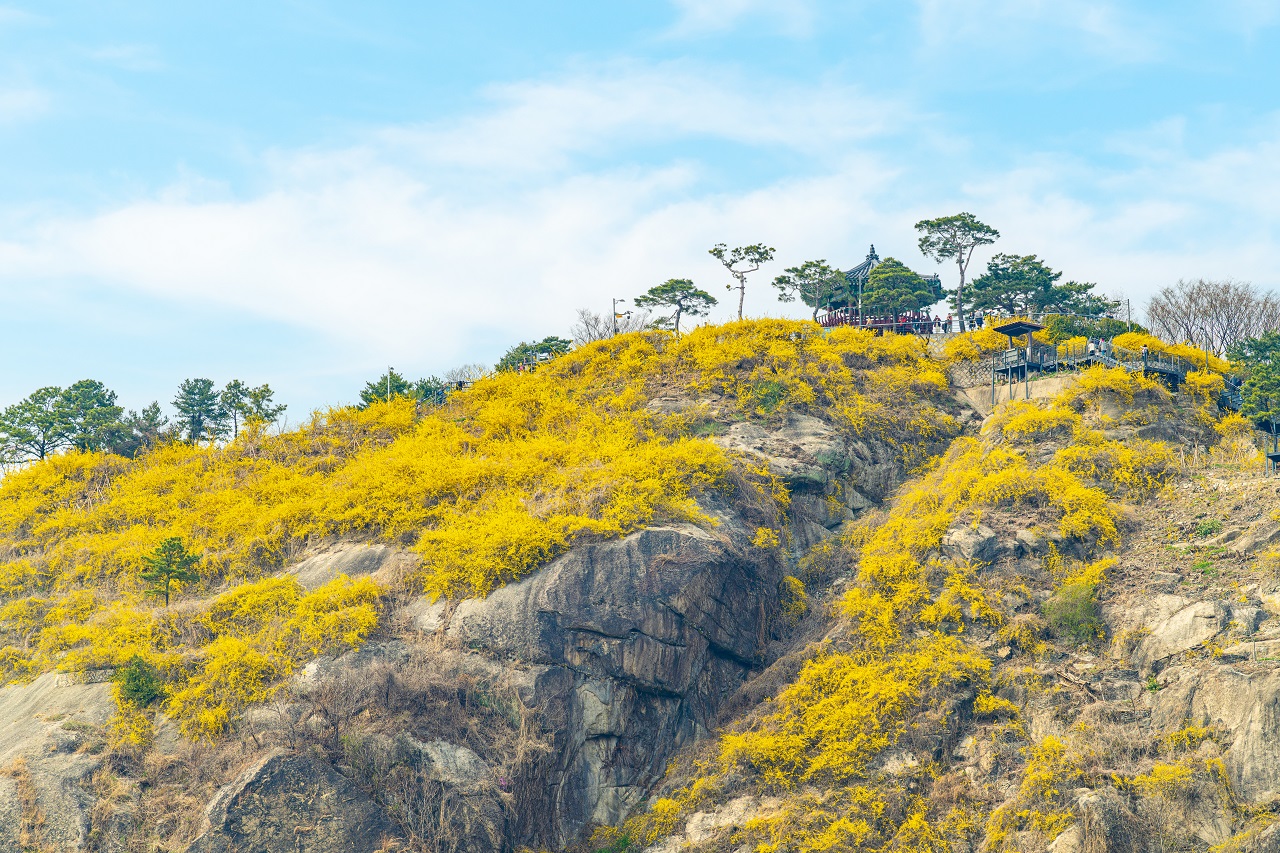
[570, 307, 652, 345]
[1145, 278, 1280, 356]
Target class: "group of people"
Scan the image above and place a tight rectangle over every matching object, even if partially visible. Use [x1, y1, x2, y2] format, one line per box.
[816, 309, 956, 335]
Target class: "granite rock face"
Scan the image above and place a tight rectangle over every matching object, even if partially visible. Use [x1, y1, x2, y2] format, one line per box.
[187, 751, 406, 853]
[446, 521, 778, 845]
[1151, 667, 1280, 803]
[0, 672, 113, 851]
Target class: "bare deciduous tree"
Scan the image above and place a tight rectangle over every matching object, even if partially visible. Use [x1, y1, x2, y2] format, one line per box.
[570, 307, 652, 345]
[1145, 278, 1280, 355]
[444, 363, 489, 384]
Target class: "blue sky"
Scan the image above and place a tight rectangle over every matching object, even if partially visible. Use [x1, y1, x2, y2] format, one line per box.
[1, 1, 1278, 419]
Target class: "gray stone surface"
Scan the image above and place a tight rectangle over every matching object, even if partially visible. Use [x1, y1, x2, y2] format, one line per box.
[187, 750, 406, 853]
[1131, 600, 1231, 673]
[1231, 520, 1280, 556]
[447, 521, 778, 845]
[941, 523, 1005, 564]
[1245, 823, 1280, 852]
[1049, 824, 1083, 853]
[286, 542, 411, 590]
[1151, 666, 1280, 802]
[0, 672, 113, 850]
[1078, 789, 1142, 853]
[711, 412, 893, 505]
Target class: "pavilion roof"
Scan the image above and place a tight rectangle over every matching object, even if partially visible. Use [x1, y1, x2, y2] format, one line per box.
[993, 320, 1044, 337]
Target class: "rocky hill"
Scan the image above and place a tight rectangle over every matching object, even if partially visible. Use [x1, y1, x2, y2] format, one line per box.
[0, 320, 1277, 853]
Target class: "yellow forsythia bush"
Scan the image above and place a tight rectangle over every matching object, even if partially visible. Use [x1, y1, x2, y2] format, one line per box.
[622, 372, 1181, 851]
[1112, 331, 1231, 373]
[0, 319, 959, 741]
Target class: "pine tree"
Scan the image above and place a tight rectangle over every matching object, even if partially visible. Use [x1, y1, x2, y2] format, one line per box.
[220, 380, 250, 438]
[140, 537, 201, 607]
[245, 384, 286, 425]
[634, 279, 717, 336]
[862, 258, 939, 315]
[173, 378, 226, 442]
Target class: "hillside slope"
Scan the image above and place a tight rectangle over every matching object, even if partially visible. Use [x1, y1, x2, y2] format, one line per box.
[615, 362, 1280, 853]
[0, 321, 963, 852]
[2, 321, 1276, 852]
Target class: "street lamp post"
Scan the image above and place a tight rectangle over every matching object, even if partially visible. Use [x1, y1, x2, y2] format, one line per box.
[612, 298, 629, 337]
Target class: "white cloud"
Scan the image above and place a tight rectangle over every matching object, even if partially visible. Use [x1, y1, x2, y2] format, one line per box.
[914, 0, 1167, 67]
[0, 64, 908, 370]
[86, 44, 166, 72]
[0, 62, 1277, 386]
[0, 86, 47, 122]
[665, 0, 818, 37]
[377, 62, 906, 177]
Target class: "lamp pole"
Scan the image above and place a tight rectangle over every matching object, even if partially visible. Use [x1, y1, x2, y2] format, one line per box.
[386, 367, 393, 402]
[612, 298, 627, 337]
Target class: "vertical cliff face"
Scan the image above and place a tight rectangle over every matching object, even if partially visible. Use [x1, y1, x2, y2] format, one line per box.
[445, 522, 771, 844]
[614, 377, 1280, 853]
[0, 324, 972, 852]
[432, 410, 905, 849]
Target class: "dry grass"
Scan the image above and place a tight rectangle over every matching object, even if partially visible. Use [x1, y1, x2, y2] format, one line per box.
[1, 756, 46, 851]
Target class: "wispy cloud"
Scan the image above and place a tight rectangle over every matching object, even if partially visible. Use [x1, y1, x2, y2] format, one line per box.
[0, 60, 1277, 387]
[379, 61, 909, 177]
[86, 44, 165, 72]
[0, 63, 909, 368]
[0, 86, 47, 122]
[665, 0, 817, 37]
[914, 0, 1168, 67]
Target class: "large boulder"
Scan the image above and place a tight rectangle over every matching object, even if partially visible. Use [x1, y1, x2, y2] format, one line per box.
[713, 415, 847, 490]
[1151, 667, 1280, 803]
[712, 413, 894, 507]
[187, 750, 406, 853]
[941, 524, 1006, 564]
[1078, 788, 1143, 853]
[285, 542, 414, 590]
[446, 522, 778, 846]
[1244, 822, 1280, 852]
[1129, 599, 1262, 674]
[0, 672, 113, 851]
[1231, 520, 1280, 557]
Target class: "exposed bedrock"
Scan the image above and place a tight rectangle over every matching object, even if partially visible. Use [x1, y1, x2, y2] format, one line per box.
[187, 750, 407, 853]
[446, 520, 780, 846]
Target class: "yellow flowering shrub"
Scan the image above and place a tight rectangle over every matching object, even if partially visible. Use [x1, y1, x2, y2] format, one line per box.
[289, 575, 380, 654]
[720, 634, 991, 789]
[778, 576, 808, 624]
[0, 319, 960, 743]
[622, 367, 1180, 852]
[1059, 365, 1162, 409]
[985, 736, 1083, 848]
[107, 683, 155, 752]
[987, 400, 1080, 441]
[944, 318, 1021, 363]
[1054, 435, 1175, 492]
[1113, 331, 1231, 373]
[166, 636, 284, 740]
[1054, 335, 1088, 356]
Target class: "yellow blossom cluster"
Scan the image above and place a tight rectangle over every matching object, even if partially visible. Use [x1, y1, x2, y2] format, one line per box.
[610, 365, 1182, 852]
[0, 319, 955, 741]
